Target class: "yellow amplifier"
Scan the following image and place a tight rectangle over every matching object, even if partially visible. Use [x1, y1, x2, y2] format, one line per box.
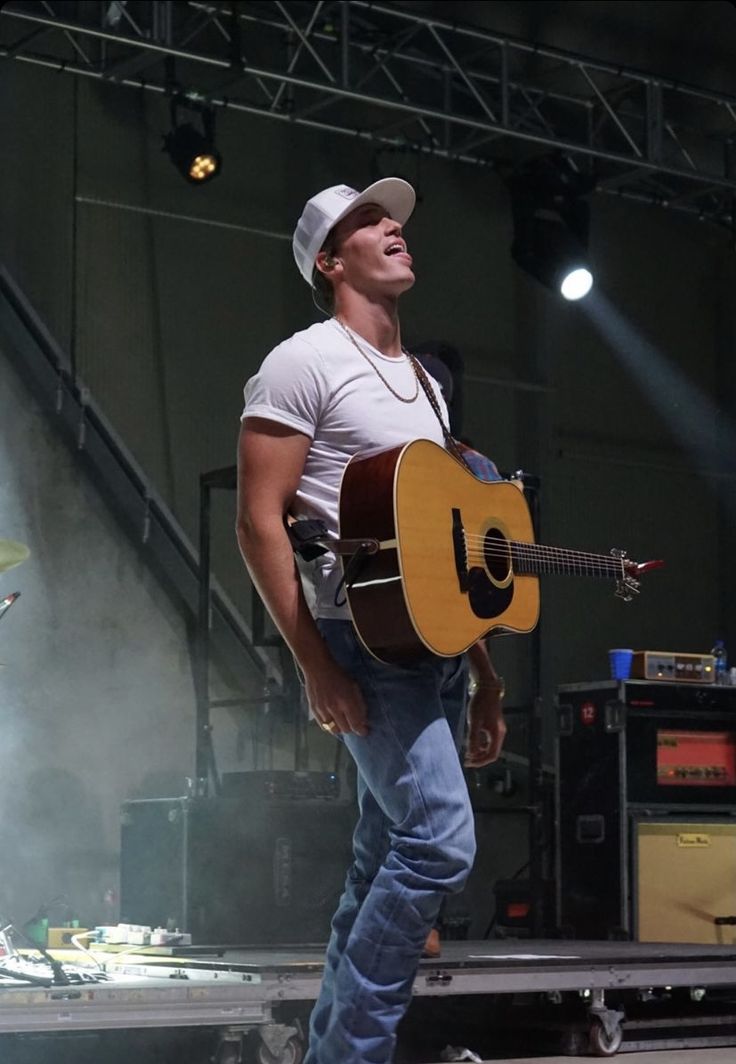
[636, 820, 736, 944]
[631, 650, 715, 683]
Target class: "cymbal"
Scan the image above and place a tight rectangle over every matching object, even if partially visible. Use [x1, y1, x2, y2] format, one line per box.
[0, 540, 30, 573]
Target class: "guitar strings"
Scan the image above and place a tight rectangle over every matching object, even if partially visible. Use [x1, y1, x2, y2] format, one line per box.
[459, 536, 625, 553]
[460, 530, 625, 556]
[462, 545, 623, 563]
[461, 540, 627, 574]
[462, 547, 625, 569]
[460, 534, 630, 566]
[462, 540, 626, 562]
[463, 551, 623, 572]
[463, 551, 623, 575]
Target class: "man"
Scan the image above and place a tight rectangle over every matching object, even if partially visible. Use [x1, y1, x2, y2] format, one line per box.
[237, 179, 506, 1064]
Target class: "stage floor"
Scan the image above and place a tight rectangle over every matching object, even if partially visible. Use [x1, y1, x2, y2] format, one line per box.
[1, 939, 735, 1060]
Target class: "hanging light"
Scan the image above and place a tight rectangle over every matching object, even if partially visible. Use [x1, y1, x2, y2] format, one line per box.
[509, 155, 595, 301]
[163, 99, 222, 185]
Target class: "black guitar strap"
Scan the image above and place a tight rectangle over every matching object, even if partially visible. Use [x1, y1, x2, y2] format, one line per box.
[409, 356, 473, 472]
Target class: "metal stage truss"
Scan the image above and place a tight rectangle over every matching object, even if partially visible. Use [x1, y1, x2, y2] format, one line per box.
[3, 1, 736, 228]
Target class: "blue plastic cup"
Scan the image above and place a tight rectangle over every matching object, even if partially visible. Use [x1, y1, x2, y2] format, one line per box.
[609, 648, 634, 680]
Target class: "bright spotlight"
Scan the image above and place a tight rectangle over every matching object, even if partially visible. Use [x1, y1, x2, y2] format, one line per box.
[561, 267, 593, 301]
[509, 154, 595, 300]
[163, 99, 222, 185]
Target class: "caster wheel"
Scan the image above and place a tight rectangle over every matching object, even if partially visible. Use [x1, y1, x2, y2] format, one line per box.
[256, 1035, 304, 1064]
[588, 1018, 622, 1057]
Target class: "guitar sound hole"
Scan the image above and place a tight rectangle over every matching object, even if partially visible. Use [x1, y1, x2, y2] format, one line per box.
[484, 529, 511, 582]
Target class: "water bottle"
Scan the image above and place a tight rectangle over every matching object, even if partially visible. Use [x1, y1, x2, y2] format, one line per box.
[711, 640, 728, 684]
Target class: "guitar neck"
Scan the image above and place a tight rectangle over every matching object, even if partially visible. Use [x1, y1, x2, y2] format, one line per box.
[511, 541, 625, 579]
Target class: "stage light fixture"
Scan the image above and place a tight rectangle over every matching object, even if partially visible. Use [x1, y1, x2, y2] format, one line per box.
[509, 155, 595, 301]
[560, 267, 593, 302]
[163, 102, 221, 185]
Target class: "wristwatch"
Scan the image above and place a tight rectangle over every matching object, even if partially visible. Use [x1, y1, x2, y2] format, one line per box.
[470, 676, 505, 698]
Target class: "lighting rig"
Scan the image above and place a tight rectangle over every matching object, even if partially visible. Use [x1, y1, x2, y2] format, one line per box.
[509, 155, 595, 301]
[162, 95, 222, 186]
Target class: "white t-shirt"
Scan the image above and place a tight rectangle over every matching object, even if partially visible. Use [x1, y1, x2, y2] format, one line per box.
[241, 318, 448, 618]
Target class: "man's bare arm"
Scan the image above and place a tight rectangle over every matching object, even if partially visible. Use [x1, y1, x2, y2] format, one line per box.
[236, 418, 367, 735]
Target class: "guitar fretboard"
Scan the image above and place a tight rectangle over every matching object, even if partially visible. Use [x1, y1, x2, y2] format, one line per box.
[509, 541, 625, 579]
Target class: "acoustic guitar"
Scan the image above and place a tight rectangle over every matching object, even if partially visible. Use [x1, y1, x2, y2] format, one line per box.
[337, 439, 663, 664]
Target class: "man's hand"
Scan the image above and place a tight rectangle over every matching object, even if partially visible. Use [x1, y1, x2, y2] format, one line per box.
[303, 657, 369, 737]
[464, 686, 507, 768]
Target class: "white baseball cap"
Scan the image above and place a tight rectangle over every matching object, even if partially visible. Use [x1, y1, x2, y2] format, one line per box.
[292, 178, 416, 285]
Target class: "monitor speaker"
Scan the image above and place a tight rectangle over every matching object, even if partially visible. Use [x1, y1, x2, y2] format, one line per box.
[120, 793, 356, 945]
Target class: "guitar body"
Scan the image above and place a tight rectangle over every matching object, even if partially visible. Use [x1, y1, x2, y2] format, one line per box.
[339, 439, 539, 664]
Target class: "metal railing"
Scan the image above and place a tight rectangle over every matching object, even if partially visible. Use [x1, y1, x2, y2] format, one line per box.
[0, 264, 281, 792]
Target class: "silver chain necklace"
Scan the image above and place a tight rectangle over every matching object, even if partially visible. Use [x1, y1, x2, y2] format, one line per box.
[334, 318, 420, 404]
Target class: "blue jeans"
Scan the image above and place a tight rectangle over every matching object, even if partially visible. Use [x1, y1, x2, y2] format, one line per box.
[305, 620, 475, 1064]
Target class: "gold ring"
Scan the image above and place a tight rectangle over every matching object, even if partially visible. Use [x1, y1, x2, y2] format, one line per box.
[321, 720, 337, 733]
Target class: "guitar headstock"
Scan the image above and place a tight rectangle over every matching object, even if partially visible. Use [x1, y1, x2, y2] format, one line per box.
[612, 549, 665, 602]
